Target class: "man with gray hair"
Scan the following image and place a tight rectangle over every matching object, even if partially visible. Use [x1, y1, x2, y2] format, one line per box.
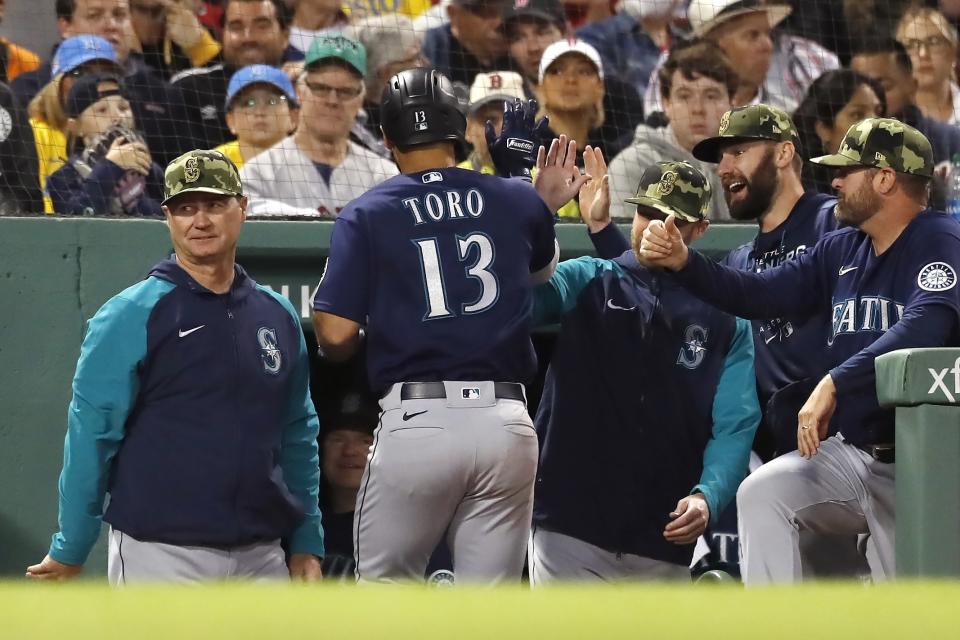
[240, 34, 398, 217]
[345, 14, 426, 146]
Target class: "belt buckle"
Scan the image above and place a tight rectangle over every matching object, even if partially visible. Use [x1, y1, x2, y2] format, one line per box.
[868, 444, 895, 464]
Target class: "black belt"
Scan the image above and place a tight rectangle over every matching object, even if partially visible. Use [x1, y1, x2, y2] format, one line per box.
[400, 382, 525, 402]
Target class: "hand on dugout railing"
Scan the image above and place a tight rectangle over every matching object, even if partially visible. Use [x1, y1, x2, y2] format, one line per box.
[106, 137, 153, 176]
[485, 98, 549, 182]
[578, 145, 610, 233]
[638, 214, 689, 270]
[533, 135, 589, 215]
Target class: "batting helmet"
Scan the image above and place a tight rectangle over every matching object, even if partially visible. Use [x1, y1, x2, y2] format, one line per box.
[380, 67, 466, 151]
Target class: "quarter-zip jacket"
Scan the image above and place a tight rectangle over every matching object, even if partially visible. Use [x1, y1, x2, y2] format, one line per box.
[49, 258, 323, 564]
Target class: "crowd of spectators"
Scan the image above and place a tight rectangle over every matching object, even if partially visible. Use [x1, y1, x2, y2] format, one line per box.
[1, 0, 959, 219]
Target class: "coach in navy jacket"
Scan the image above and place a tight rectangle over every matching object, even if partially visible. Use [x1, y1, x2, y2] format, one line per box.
[529, 156, 759, 582]
[26, 150, 323, 583]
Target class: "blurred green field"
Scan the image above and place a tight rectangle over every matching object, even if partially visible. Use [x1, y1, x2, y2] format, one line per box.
[2, 581, 957, 639]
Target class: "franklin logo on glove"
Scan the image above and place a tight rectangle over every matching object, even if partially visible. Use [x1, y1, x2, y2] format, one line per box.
[506, 138, 535, 153]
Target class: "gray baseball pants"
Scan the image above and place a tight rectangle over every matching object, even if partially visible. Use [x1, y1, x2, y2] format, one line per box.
[528, 526, 691, 585]
[354, 381, 538, 584]
[107, 528, 289, 585]
[737, 434, 894, 585]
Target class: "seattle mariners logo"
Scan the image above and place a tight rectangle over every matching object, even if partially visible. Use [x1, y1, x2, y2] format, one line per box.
[257, 327, 282, 375]
[918, 262, 957, 292]
[677, 324, 708, 369]
[658, 171, 678, 196]
[719, 111, 731, 134]
[184, 157, 200, 183]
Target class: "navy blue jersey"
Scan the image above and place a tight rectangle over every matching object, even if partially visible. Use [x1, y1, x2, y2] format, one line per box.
[675, 211, 960, 447]
[313, 167, 557, 392]
[722, 192, 839, 407]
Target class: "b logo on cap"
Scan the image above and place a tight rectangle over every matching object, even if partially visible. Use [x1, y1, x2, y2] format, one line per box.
[184, 157, 200, 183]
[658, 171, 678, 196]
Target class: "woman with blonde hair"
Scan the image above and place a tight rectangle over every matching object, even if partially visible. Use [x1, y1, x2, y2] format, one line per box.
[896, 4, 960, 124]
[26, 35, 123, 213]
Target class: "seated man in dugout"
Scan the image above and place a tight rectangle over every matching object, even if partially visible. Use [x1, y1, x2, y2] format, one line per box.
[214, 64, 300, 170]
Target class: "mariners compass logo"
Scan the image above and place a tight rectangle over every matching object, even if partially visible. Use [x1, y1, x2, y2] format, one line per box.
[918, 262, 957, 292]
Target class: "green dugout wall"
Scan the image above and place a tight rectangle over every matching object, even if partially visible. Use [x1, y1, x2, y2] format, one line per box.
[0, 217, 754, 577]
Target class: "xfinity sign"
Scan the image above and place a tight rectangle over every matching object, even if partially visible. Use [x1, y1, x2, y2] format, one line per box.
[927, 357, 960, 402]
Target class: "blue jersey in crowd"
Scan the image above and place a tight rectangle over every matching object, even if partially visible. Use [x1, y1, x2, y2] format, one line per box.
[531, 252, 759, 566]
[675, 211, 960, 448]
[51, 259, 323, 565]
[313, 167, 557, 392]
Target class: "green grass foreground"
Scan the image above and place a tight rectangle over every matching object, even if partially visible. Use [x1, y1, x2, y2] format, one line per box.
[1, 581, 956, 639]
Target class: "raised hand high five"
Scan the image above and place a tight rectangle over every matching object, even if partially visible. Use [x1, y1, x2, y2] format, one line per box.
[578, 145, 610, 233]
[533, 135, 589, 214]
[485, 98, 550, 181]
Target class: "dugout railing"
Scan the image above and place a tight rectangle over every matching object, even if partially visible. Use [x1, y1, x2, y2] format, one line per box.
[876, 349, 960, 578]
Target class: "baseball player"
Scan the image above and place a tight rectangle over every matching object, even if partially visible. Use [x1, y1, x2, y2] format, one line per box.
[590, 104, 839, 458]
[311, 67, 585, 583]
[528, 159, 760, 583]
[639, 118, 960, 583]
[585, 105, 866, 579]
[26, 150, 324, 583]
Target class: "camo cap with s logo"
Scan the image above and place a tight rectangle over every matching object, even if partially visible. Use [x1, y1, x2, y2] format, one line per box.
[692, 103, 801, 163]
[624, 161, 712, 222]
[162, 149, 244, 205]
[809, 117, 934, 178]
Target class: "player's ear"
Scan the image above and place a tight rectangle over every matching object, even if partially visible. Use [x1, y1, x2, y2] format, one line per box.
[238, 196, 248, 222]
[876, 168, 897, 195]
[689, 219, 710, 243]
[381, 129, 395, 151]
[777, 141, 795, 169]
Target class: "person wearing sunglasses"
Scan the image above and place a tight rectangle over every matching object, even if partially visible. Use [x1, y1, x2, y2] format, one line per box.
[214, 64, 299, 169]
[240, 34, 397, 218]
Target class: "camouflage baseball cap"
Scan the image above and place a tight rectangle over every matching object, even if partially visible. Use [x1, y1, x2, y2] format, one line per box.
[162, 150, 244, 205]
[624, 161, 712, 223]
[692, 104, 800, 163]
[809, 117, 934, 178]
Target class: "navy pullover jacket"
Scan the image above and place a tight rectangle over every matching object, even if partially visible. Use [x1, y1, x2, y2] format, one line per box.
[531, 252, 759, 565]
[49, 259, 324, 564]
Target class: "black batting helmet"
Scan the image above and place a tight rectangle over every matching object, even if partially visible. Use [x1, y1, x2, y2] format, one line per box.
[380, 68, 466, 151]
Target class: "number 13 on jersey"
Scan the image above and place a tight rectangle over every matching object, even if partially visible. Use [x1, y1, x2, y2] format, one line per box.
[414, 233, 499, 319]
